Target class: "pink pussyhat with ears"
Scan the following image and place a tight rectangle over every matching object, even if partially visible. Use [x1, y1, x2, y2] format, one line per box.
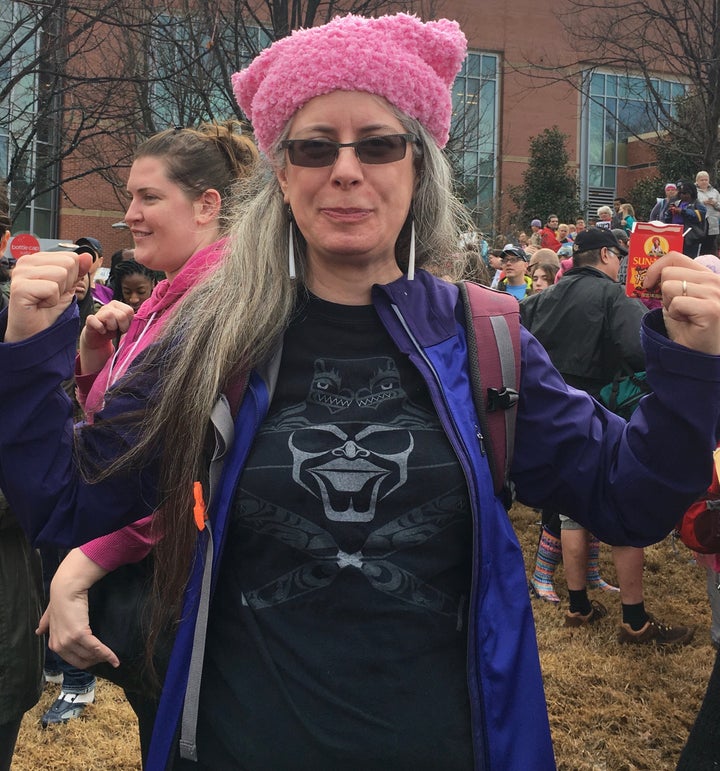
[232, 13, 467, 156]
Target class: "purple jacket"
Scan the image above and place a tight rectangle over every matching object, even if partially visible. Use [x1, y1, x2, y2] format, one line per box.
[75, 239, 227, 571]
[1, 270, 719, 770]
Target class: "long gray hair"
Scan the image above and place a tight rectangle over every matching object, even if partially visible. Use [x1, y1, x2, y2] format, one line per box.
[98, 108, 472, 664]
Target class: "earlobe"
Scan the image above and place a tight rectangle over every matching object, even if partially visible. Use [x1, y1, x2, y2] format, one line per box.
[276, 168, 290, 203]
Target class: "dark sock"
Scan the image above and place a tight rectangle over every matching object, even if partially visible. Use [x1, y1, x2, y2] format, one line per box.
[622, 602, 648, 631]
[568, 589, 591, 615]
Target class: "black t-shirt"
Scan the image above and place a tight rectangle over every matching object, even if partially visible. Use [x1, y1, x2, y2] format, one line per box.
[192, 294, 473, 770]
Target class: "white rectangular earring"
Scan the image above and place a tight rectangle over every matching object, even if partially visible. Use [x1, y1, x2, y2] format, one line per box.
[407, 220, 416, 280]
[288, 220, 297, 279]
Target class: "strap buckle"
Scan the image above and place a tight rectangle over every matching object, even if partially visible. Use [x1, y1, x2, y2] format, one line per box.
[487, 387, 519, 413]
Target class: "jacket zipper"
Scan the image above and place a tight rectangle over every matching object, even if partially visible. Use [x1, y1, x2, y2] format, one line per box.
[388, 303, 489, 771]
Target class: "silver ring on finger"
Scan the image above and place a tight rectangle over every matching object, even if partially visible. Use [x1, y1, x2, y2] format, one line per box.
[682, 279, 687, 297]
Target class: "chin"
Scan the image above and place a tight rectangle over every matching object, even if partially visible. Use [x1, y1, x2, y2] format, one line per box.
[132, 250, 153, 267]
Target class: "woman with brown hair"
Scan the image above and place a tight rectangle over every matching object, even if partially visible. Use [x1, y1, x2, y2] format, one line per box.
[37, 120, 257, 752]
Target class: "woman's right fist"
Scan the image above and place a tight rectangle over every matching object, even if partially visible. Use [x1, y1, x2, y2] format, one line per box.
[5, 251, 93, 342]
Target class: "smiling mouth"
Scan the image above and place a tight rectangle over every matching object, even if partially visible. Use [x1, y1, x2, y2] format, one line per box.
[321, 208, 371, 220]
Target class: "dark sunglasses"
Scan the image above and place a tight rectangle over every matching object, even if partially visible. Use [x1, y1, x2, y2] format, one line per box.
[280, 133, 420, 168]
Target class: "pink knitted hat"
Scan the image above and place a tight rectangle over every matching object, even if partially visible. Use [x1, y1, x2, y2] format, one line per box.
[696, 254, 720, 274]
[232, 13, 467, 155]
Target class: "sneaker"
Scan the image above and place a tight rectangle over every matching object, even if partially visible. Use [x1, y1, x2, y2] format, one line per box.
[564, 600, 608, 627]
[40, 689, 95, 727]
[43, 670, 63, 685]
[617, 614, 695, 646]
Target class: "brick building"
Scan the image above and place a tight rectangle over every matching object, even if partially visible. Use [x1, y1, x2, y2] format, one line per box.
[4, 0, 683, 259]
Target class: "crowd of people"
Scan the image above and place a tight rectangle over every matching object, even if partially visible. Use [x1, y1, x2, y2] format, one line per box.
[2, 11, 720, 771]
[463, 175, 720, 305]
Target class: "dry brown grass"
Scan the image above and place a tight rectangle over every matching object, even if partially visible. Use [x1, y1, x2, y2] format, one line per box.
[11, 503, 714, 770]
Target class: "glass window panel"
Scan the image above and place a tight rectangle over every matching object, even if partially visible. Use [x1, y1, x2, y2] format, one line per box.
[465, 53, 480, 78]
[465, 117, 479, 146]
[589, 101, 604, 164]
[480, 80, 495, 111]
[32, 208, 51, 236]
[590, 72, 605, 95]
[0, 5, 61, 236]
[481, 55, 496, 79]
[477, 132, 493, 157]
[617, 76, 630, 99]
[478, 157, 494, 177]
[583, 68, 686, 213]
[12, 208, 30, 232]
[604, 110, 616, 164]
[452, 88, 466, 116]
[450, 50, 497, 230]
[628, 76, 646, 99]
[588, 136, 603, 166]
[466, 78, 481, 100]
[256, 27, 272, 50]
[464, 188, 479, 209]
[463, 151, 478, 173]
[672, 82, 685, 100]
[0, 134, 7, 178]
[0, 18, 10, 80]
[34, 150, 54, 208]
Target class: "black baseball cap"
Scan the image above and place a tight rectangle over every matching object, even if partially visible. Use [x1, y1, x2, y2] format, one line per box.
[501, 244, 528, 261]
[573, 227, 627, 256]
[75, 236, 103, 259]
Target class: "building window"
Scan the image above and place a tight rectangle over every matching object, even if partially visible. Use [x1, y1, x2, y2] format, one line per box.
[0, 2, 57, 236]
[0, 2, 53, 232]
[450, 51, 499, 231]
[580, 70, 685, 213]
[149, 18, 271, 128]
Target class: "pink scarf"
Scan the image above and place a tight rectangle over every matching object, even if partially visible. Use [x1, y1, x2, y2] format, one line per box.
[78, 238, 227, 421]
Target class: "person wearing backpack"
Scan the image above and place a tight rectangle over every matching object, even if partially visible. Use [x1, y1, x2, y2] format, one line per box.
[4, 15, 720, 771]
[521, 227, 694, 644]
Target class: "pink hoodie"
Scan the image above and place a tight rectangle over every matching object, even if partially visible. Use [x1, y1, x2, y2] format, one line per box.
[77, 239, 227, 570]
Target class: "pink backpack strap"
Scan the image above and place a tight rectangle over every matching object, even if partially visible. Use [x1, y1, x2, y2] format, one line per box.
[457, 281, 521, 503]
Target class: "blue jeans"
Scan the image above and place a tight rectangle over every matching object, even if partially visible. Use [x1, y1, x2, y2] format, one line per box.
[40, 548, 96, 694]
[44, 647, 95, 693]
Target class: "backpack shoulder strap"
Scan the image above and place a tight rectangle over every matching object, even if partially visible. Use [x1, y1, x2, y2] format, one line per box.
[457, 281, 521, 503]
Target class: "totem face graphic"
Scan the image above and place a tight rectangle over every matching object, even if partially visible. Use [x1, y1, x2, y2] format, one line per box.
[307, 356, 405, 412]
[238, 354, 468, 613]
[284, 356, 414, 522]
[289, 423, 413, 522]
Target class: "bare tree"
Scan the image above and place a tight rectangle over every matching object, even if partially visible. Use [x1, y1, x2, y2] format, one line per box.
[2, 0, 135, 223]
[514, 0, 720, 179]
[3, 0, 426, 227]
